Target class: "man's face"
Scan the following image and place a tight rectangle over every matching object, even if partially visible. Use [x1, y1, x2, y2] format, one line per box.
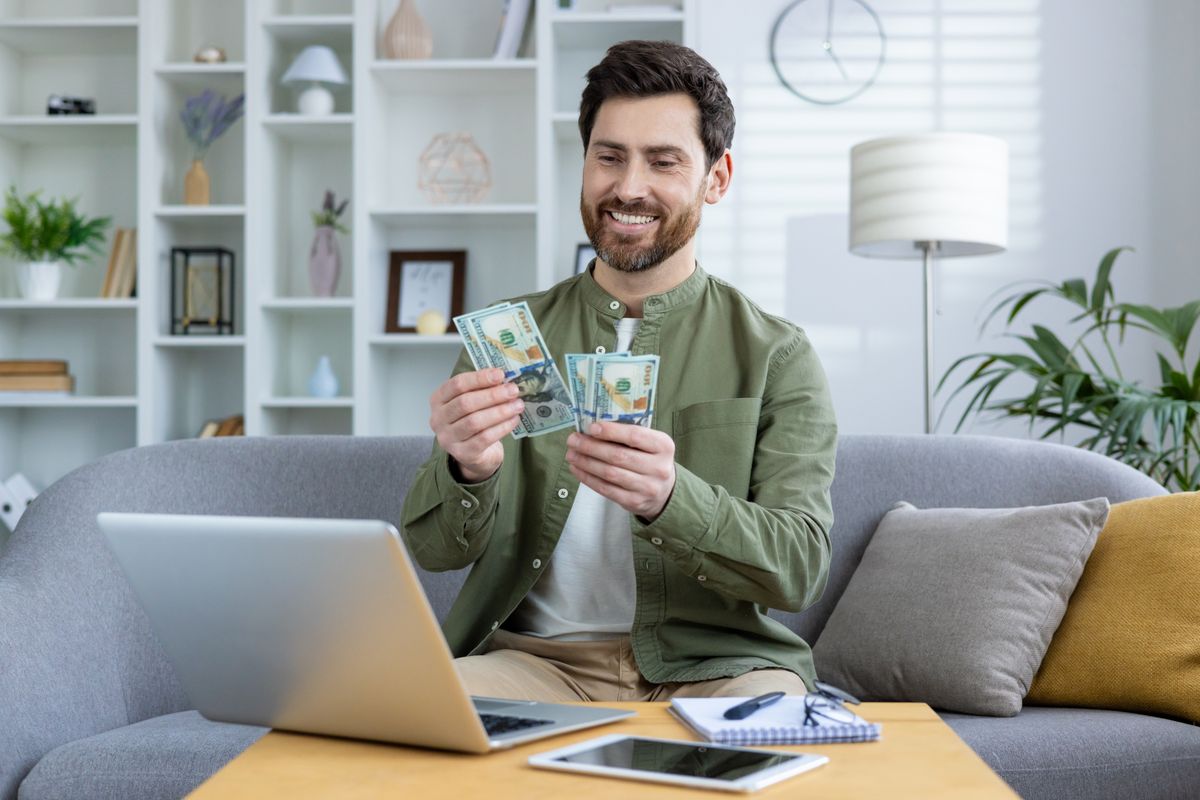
[580, 94, 719, 274]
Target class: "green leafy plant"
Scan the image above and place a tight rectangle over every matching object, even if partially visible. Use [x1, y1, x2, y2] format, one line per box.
[938, 247, 1200, 492]
[0, 186, 111, 265]
[311, 189, 349, 234]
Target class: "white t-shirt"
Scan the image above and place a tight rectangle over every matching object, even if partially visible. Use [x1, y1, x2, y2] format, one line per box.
[508, 317, 642, 640]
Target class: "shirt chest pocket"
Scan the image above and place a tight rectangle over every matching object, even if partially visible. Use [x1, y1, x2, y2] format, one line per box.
[672, 398, 761, 496]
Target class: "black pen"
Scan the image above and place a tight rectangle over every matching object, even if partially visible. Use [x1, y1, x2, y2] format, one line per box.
[723, 691, 786, 720]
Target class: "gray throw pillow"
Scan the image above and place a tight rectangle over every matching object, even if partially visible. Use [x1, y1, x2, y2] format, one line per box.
[812, 498, 1110, 716]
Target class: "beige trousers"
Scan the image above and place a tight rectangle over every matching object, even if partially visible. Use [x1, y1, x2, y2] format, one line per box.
[455, 630, 809, 702]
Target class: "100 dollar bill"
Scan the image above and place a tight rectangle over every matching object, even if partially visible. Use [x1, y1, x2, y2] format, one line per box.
[589, 354, 660, 428]
[453, 302, 575, 438]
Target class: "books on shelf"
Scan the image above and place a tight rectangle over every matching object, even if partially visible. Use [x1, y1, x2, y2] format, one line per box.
[668, 696, 883, 746]
[0, 360, 74, 394]
[100, 227, 137, 299]
[493, 0, 532, 59]
[198, 413, 244, 438]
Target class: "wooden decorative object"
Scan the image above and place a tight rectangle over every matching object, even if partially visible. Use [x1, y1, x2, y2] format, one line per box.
[184, 159, 211, 205]
[381, 0, 433, 59]
[385, 250, 465, 334]
[417, 133, 492, 205]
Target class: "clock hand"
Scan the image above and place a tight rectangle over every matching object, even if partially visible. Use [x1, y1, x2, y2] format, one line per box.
[825, 42, 850, 80]
[825, 0, 836, 45]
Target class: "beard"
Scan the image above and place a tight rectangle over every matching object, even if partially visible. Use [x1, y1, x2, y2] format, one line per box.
[580, 181, 705, 274]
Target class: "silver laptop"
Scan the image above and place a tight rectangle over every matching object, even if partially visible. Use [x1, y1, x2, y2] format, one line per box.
[97, 512, 633, 753]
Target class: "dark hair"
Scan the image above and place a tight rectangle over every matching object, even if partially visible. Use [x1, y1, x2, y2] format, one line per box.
[579, 40, 735, 170]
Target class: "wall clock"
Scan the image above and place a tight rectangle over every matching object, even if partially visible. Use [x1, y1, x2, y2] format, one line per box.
[769, 0, 887, 106]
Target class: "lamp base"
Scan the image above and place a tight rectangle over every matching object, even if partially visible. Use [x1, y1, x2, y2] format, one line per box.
[297, 85, 334, 116]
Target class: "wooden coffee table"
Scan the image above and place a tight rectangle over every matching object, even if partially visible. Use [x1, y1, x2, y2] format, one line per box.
[188, 702, 1017, 798]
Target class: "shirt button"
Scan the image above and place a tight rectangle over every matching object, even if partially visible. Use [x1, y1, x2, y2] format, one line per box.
[595, 346, 606, 354]
[532, 558, 542, 569]
[490, 620, 499, 631]
[557, 488, 569, 499]
[651, 537, 663, 546]
[608, 300, 620, 311]
[697, 575, 708, 582]
[460, 499, 472, 508]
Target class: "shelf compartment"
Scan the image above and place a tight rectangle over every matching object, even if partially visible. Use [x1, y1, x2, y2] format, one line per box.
[154, 63, 246, 93]
[0, 405, 135, 493]
[260, 404, 351, 436]
[552, 17, 684, 114]
[262, 15, 352, 48]
[0, 17, 137, 54]
[369, 60, 535, 95]
[153, 335, 246, 348]
[263, 113, 352, 144]
[365, 344, 459, 437]
[261, 312, 352, 398]
[0, 309, 135, 396]
[150, 345, 243, 443]
[0, 299, 136, 310]
[0, 114, 136, 144]
[262, 298, 354, 311]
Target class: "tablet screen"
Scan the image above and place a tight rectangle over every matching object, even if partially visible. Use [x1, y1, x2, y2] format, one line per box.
[550, 737, 800, 782]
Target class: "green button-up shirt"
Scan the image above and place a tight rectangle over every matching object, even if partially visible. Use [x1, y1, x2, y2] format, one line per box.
[400, 264, 837, 686]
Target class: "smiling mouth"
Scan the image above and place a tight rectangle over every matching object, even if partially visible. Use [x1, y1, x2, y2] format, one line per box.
[607, 210, 659, 226]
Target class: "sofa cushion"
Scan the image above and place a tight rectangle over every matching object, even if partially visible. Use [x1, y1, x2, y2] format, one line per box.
[18, 711, 265, 800]
[812, 498, 1109, 716]
[940, 706, 1200, 800]
[1027, 492, 1200, 724]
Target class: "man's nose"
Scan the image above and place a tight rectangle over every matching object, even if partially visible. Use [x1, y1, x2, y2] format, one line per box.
[614, 160, 650, 202]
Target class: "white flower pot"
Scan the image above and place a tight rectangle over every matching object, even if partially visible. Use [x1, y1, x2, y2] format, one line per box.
[17, 260, 63, 300]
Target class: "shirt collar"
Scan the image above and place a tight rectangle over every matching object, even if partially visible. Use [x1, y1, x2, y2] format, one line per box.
[578, 260, 709, 319]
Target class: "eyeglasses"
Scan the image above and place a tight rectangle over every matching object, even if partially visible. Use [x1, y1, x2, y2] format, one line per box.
[803, 680, 862, 727]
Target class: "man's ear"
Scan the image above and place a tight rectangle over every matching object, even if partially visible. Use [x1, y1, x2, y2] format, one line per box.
[705, 150, 733, 205]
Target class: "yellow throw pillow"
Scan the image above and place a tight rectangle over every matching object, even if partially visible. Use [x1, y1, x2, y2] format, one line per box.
[1027, 492, 1200, 723]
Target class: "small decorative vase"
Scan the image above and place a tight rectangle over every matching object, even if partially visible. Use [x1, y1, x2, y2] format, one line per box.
[308, 355, 339, 398]
[17, 260, 62, 300]
[308, 225, 341, 297]
[381, 0, 433, 59]
[184, 159, 211, 205]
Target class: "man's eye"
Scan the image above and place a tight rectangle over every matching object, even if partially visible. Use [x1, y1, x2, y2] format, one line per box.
[654, 161, 677, 168]
[597, 154, 618, 164]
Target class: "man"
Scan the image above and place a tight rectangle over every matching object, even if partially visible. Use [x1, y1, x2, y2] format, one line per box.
[401, 40, 837, 702]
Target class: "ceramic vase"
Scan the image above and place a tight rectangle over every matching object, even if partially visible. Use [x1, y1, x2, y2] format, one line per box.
[184, 159, 211, 205]
[308, 355, 339, 398]
[308, 225, 341, 297]
[17, 260, 62, 300]
[381, 0, 432, 59]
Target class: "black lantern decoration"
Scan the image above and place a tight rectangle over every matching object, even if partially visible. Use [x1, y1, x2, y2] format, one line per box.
[170, 247, 235, 335]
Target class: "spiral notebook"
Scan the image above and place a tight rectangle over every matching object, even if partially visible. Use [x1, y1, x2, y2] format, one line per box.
[668, 697, 882, 746]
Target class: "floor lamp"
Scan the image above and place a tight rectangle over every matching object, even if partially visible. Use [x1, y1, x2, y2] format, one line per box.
[848, 133, 1009, 434]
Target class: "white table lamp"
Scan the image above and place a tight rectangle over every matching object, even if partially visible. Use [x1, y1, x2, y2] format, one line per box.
[281, 46, 348, 115]
[849, 132, 1008, 433]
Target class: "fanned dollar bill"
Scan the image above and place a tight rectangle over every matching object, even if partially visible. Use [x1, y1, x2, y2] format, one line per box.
[589, 354, 660, 427]
[453, 302, 575, 438]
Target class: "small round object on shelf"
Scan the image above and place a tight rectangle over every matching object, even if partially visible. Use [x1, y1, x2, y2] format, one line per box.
[416, 309, 448, 336]
[193, 44, 228, 64]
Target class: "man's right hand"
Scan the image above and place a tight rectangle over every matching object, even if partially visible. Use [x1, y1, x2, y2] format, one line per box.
[430, 368, 525, 483]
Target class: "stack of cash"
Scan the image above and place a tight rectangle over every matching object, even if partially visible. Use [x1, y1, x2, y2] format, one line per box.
[453, 302, 576, 438]
[565, 352, 660, 433]
[453, 302, 660, 438]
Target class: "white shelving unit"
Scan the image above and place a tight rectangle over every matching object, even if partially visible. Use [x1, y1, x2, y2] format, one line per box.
[0, 0, 689, 492]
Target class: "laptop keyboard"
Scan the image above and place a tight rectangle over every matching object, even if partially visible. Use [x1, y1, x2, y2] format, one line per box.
[480, 713, 555, 736]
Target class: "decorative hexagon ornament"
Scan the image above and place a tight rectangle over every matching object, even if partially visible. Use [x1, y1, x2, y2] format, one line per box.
[418, 132, 492, 204]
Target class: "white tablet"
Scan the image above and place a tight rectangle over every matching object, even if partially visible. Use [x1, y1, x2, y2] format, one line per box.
[528, 734, 829, 793]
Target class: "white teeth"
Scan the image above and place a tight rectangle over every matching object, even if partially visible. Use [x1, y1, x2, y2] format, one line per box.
[610, 211, 656, 225]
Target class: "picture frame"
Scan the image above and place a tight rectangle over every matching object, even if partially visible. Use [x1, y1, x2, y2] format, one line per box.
[575, 243, 597, 275]
[385, 250, 466, 334]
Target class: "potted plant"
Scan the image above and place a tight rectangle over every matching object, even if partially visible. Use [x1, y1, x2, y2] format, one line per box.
[938, 247, 1200, 491]
[179, 90, 245, 205]
[0, 186, 111, 300]
[308, 189, 348, 297]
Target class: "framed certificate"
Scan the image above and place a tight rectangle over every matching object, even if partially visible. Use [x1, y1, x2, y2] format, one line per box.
[385, 250, 466, 334]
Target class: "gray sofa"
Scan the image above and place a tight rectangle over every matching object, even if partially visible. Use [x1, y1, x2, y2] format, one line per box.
[2, 434, 1197, 799]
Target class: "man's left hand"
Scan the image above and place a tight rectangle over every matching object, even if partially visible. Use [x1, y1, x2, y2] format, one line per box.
[566, 422, 676, 522]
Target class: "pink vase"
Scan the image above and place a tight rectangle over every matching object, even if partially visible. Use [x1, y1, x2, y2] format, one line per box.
[309, 226, 341, 297]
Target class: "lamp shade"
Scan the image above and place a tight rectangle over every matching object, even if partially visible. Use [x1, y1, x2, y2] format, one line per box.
[281, 45, 348, 86]
[849, 133, 1008, 259]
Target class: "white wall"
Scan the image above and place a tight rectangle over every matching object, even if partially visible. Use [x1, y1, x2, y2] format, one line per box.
[695, 0, 1175, 437]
